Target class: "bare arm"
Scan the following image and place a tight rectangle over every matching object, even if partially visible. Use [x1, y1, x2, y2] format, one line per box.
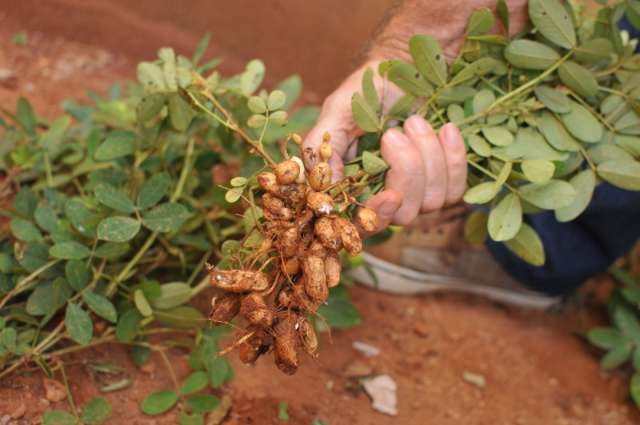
[368, 0, 528, 60]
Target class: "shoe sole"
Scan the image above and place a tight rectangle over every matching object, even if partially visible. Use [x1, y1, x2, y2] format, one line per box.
[350, 252, 561, 310]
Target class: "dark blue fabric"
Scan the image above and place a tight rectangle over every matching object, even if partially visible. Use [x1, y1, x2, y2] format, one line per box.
[487, 184, 640, 296]
[486, 18, 640, 297]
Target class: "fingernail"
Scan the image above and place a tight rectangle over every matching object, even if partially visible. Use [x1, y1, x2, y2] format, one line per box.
[443, 123, 460, 146]
[384, 128, 408, 146]
[378, 199, 400, 219]
[405, 115, 430, 135]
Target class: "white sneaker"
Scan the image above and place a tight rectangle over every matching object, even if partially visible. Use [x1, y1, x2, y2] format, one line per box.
[350, 211, 561, 310]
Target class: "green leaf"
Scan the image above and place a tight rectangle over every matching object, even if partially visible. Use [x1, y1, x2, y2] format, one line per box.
[206, 356, 234, 387]
[588, 143, 633, 164]
[554, 169, 596, 222]
[488, 193, 522, 241]
[186, 394, 220, 414]
[472, 89, 495, 114]
[137, 93, 167, 122]
[137, 173, 171, 210]
[463, 181, 499, 204]
[168, 93, 194, 132]
[522, 159, 555, 183]
[464, 210, 489, 244]
[601, 344, 633, 370]
[42, 410, 78, 425]
[14, 188, 38, 217]
[362, 67, 380, 113]
[247, 96, 267, 114]
[225, 187, 243, 204]
[82, 292, 117, 323]
[95, 242, 130, 260]
[528, 0, 576, 49]
[466, 8, 495, 36]
[95, 130, 136, 161]
[518, 180, 576, 210]
[482, 126, 514, 146]
[497, 0, 510, 32]
[134, 289, 153, 317]
[574, 38, 613, 64]
[179, 412, 205, 425]
[277, 401, 290, 422]
[65, 197, 96, 237]
[449, 57, 497, 86]
[614, 306, 640, 339]
[26, 278, 72, 316]
[409, 34, 448, 87]
[614, 110, 640, 135]
[94, 184, 135, 214]
[351, 93, 380, 132]
[50, 242, 90, 260]
[534, 86, 571, 114]
[247, 114, 266, 129]
[362, 151, 389, 175]
[241, 59, 265, 96]
[586, 327, 627, 350]
[65, 303, 93, 345]
[270, 110, 288, 126]
[35, 206, 59, 233]
[631, 373, 640, 408]
[137, 62, 166, 90]
[504, 39, 560, 70]
[467, 134, 492, 157]
[156, 306, 206, 329]
[191, 33, 210, 66]
[10, 218, 43, 242]
[504, 223, 546, 266]
[597, 159, 640, 190]
[17, 96, 36, 137]
[558, 61, 599, 99]
[560, 101, 603, 143]
[80, 397, 112, 425]
[116, 309, 142, 342]
[142, 203, 190, 233]
[317, 286, 361, 329]
[141, 390, 179, 416]
[230, 177, 248, 187]
[97, 217, 141, 243]
[387, 61, 433, 97]
[276, 75, 302, 110]
[180, 371, 209, 395]
[537, 111, 579, 152]
[151, 282, 192, 310]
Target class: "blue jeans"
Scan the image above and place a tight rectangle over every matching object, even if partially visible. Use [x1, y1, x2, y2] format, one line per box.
[487, 18, 640, 297]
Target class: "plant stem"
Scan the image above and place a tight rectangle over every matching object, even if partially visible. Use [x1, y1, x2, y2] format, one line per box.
[0, 259, 61, 309]
[186, 80, 277, 168]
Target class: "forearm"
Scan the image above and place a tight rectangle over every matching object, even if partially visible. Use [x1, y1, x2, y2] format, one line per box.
[367, 0, 528, 61]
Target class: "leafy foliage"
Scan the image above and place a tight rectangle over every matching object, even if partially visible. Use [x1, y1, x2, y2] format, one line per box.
[352, 0, 640, 265]
[587, 265, 640, 410]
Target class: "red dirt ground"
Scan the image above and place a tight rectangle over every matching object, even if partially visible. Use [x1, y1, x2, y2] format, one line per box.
[1, 2, 639, 424]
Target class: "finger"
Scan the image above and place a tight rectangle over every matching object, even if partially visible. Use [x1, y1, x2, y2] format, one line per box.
[439, 123, 467, 205]
[302, 96, 358, 181]
[365, 190, 403, 231]
[403, 115, 447, 213]
[378, 128, 426, 226]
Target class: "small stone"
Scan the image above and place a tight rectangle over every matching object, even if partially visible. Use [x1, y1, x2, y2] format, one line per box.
[413, 322, 429, 338]
[352, 341, 380, 357]
[43, 378, 67, 402]
[361, 375, 398, 416]
[344, 360, 373, 378]
[462, 371, 486, 388]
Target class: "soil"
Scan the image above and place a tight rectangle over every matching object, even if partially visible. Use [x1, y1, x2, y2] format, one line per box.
[1, 2, 639, 424]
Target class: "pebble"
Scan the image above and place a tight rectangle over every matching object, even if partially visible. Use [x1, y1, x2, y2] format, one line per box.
[361, 374, 398, 416]
[352, 341, 380, 357]
[462, 371, 486, 388]
[343, 360, 373, 378]
[42, 378, 67, 402]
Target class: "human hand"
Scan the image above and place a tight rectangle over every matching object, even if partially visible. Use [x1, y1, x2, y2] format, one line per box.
[303, 61, 467, 231]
